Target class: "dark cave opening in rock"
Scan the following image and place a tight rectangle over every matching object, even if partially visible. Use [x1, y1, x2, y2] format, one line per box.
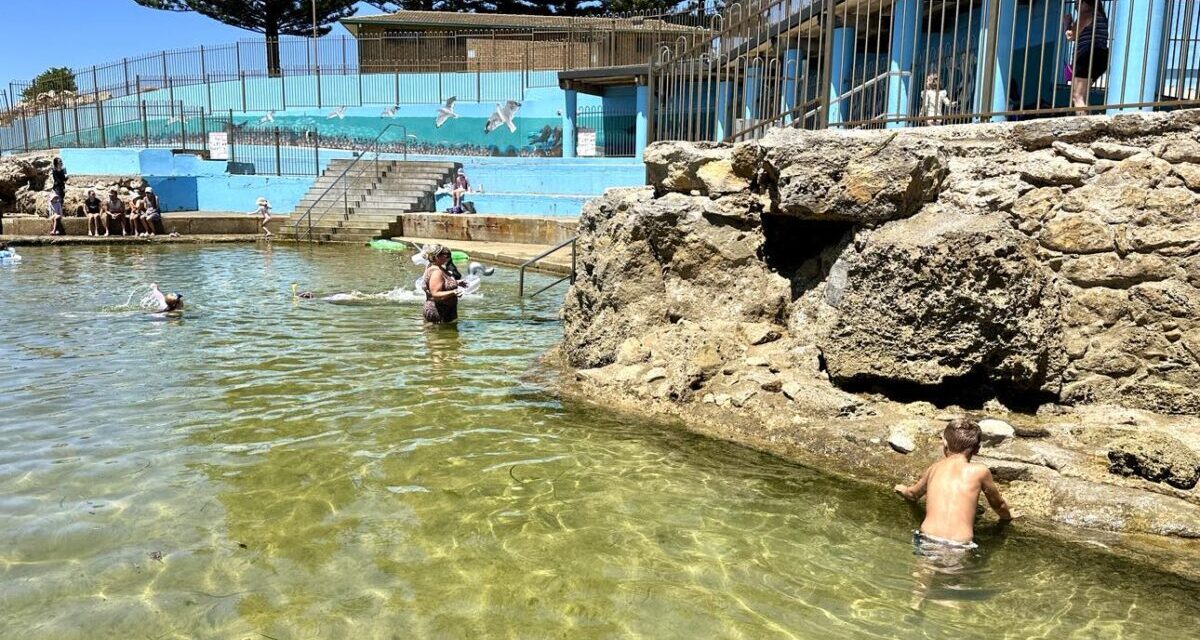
[759, 214, 854, 299]
[834, 368, 1058, 414]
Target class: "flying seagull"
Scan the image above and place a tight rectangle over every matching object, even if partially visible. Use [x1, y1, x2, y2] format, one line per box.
[327, 106, 347, 120]
[166, 114, 188, 125]
[435, 97, 457, 128]
[483, 100, 521, 134]
[257, 110, 275, 125]
[381, 105, 398, 118]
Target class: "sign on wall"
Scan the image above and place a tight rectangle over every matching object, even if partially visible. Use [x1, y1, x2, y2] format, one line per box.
[208, 132, 229, 160]
[578, 130, 597, 157]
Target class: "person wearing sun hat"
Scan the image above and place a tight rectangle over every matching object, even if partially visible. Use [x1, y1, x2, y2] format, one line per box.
[250, 197, 272, 239]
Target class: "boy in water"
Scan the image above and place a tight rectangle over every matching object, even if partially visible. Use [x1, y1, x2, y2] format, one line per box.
[894, 418, 1014, 552]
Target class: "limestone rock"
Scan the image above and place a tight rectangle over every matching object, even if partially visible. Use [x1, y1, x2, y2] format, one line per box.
[978, 418, 1016, 446]
[1012, 116, 1109, 150]
[0, 153, 51, 207]
[887, 424, 917, 454]
[1108, 432, 1200, 489]
[818, 211, 1064, 392]
[1019, 150, 1088, 187]
[740, 323, 782, 346]
[1060, 253, 1177, 288]
[562, 188, 789, 368]
[1038, 213, 1115, 254]
[643, 367, 668, 383]
[1090, 141, 1145, 160]
[1052, 141, 1097, 164]
[1171, 162, 1200, 191]
[644, 142, 733, 195]
[1154, 138, 1200, 164]
[760, 128, 948, 224]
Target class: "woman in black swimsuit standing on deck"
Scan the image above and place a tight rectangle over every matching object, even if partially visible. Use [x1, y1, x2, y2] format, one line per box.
[1067, 0, 1110, 115]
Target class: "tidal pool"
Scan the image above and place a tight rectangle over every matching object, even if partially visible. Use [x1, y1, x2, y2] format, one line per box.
[1, 244, 1198, 639]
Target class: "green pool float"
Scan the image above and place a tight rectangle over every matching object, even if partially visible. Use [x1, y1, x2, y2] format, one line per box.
[369, 239, 408, 252]
[451, 250, 470, 264]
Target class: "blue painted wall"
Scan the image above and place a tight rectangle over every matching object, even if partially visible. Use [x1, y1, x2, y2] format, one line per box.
[60, 147, 316, 213]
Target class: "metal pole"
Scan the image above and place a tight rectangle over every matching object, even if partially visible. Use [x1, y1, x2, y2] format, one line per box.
[313, 128, 320, 176]
[274, 128, 282, 176]
[180, 100, 187, 149]
[92, 66, 105, 147]
[141, 101, 149, 147]
[43, 104, 51, 150]
[123, 57, 131, 96]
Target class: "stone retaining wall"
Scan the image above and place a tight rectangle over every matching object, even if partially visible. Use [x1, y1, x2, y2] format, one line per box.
[391, 212, 577, 246]
[2, 214, 288, 237]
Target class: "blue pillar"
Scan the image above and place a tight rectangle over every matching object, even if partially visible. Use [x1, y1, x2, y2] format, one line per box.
[743, 65, 762, 123]
[973, 0, 1017, 122]
[562, 87, 577, 158]
[1107, 0, 1168, 112]
[635, 82, 649, 160]
[827, 27, 855, 126]
[714, 81, 733, 140]
[885, 0, 923, 128]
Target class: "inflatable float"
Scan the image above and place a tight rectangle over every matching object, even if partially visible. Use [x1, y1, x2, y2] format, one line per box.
[0, 248, 22, 265]
[369, 238, 408, 252]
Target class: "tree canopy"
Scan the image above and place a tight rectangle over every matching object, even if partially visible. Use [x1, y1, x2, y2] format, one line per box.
[23, 67, 77, 102]
[133, 1, 360, 73]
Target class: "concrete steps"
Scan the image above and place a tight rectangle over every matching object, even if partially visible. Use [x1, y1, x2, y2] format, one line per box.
[291, 159, 459, 243]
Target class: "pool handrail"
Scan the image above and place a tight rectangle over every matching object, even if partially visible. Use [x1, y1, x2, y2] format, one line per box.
[518, 235, 577, 299]
[292, 123, 410, 242]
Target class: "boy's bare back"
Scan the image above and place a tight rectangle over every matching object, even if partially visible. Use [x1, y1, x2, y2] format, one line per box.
[895, 419, 1013, 545]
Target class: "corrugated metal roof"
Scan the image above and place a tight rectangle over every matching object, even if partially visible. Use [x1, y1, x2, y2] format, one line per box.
[342, 10, 700, 33]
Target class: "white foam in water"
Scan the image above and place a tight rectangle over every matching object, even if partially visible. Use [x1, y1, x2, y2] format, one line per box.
[322, 286, 425, 304]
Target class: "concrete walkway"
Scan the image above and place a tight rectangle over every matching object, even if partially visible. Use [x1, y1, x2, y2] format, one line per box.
[0, 234, 266, 245]
[392, 236, 573, 276]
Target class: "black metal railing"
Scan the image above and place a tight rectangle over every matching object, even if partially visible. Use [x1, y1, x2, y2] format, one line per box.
[650, 0, 1200, 144]
[577, 105, 638, 157]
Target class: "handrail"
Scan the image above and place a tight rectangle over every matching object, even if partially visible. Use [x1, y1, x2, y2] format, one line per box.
[292, 123, 410, 242]
[518, 236, 577, 298]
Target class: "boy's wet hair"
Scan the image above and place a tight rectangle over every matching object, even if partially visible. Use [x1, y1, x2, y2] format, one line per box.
[943, 418, 981, 456]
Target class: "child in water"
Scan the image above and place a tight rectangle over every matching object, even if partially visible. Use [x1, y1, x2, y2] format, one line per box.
[147, 283, 184, 316]
[894, 418, 1014, 554]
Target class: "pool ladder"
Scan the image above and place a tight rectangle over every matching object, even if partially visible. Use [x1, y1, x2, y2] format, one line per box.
[518, 236, 576, 299]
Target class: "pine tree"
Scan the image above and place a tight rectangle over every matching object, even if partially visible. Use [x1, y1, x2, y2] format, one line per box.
[133, 1, 359, 75]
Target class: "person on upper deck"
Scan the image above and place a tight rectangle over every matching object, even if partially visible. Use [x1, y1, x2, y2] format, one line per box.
[1067, 0, 1110, 115]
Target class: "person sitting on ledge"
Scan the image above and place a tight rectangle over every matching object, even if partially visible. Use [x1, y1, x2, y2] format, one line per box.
[104, 189, 128, 236]
[84, 189, 105, 236]
[894, 418, 1015, 556]
[48, 192, 66, 236]
[451, 169, 470, 212]
[129, 195, 146, 236]
[137, 188, 161, 237]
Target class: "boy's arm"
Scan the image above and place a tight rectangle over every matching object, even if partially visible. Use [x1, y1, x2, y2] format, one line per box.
[980, 468, 1014, 520]
[894, 467, 931, 502]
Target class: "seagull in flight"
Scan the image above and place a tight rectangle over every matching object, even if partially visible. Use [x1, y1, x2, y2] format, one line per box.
[381, 105, 398, 118]
[257, 110, 275, 125]
[435, 97, 457, 128]
[165, 114, 188, 125]
[483, 100, 521, 134]
[327, 106, 347, 120]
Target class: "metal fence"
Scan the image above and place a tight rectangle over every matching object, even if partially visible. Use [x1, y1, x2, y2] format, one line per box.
[577, 105, 638, 156]
[650, 0, 1200, 144]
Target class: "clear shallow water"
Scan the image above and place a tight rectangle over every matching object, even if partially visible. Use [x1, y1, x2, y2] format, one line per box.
[1, 244, 1198, 640]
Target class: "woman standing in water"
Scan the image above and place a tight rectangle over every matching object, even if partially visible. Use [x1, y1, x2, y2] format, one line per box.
[421, 244, 463, 324]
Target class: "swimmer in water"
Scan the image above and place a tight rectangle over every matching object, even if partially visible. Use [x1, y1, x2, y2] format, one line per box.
[291, 283, 315, 300]
[147, 283, 184, 316]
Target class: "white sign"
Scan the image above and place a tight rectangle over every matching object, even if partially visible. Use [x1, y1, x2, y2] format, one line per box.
[467, 50, 476, 59]
[577, 130, 597, 157]
[208, 132, 229, 160]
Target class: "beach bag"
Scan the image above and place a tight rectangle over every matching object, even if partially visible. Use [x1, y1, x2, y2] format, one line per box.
[462, 201, 476, 215]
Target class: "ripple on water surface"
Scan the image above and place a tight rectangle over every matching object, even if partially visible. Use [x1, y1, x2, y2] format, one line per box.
[0, 244, 1198, 639]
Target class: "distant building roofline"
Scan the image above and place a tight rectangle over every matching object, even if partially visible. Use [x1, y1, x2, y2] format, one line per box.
[341, 10, 703, 35]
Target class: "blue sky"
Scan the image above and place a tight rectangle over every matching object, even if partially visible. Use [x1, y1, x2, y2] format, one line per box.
[0, 1, 386, 86]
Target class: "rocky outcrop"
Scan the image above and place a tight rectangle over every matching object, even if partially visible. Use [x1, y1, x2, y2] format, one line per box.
[0, 152, 145, 216]
[560, 109, 1200, 549]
